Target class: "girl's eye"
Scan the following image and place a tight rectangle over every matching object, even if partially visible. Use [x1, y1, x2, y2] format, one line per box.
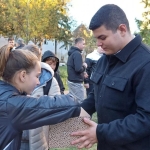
[37, 74, 41, 78]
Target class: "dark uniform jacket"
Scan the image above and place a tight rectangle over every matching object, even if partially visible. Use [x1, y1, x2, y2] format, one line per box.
[81, 35, 150, 150]
[0, 80, 80, 150]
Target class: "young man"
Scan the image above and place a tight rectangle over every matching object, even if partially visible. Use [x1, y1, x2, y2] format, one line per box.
[67, 37, 87, 103]
[71, 4, 150, 150]
[8, 37, 15, 49]
[15, 38, 25, 49]
[42, 50, 65, 94]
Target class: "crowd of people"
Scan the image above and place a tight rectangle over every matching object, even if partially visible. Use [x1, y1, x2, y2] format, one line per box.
[1, 3, 150, 150]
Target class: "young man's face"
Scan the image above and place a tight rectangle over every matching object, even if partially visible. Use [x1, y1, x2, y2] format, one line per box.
[8, 40, 15, 47]
[93, 25, 123, 55]
[78, 40, 85, 51]
[45, 59, 56, 71]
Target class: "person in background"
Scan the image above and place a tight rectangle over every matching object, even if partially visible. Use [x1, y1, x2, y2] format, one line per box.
[84, 46, 104, 96]
[19, 45, 61, 150]
[42, 50, 65, 94]
[67, 37, 88, 103]
[71, 4, 150, 150]
[15, 38, 25, 49]
[0, 45, 82, 150]
[8, 37, 15, 49]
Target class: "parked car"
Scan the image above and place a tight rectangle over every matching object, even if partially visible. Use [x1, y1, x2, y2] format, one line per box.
[59, 62, 66, 66]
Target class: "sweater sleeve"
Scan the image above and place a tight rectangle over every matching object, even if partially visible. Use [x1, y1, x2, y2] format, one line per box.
[73, 52, 85, 73]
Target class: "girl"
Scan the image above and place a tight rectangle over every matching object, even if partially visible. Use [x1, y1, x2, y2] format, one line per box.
[21, 44, 61, 150]
[0, 45, 82, 150]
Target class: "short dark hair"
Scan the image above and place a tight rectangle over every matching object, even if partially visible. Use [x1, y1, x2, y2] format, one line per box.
[17, 38, 24, 45]
[74, 37, 84, 45]
[45, 57, 58, 63]
[8, 37, 14, 42]
[89, 4, 130, 32]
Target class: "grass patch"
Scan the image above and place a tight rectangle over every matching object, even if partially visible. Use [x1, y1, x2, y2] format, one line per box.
[59, 66, 68, 90]
[51, 144, 97, 150]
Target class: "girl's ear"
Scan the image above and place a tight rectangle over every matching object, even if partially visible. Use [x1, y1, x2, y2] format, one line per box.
[19, 70, 27, 83]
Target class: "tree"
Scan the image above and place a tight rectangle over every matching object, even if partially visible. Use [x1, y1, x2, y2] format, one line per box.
[43, 3, 74, 54]
[0, 0, 73, 45]
[135, 18, 150, 45]
[135, 0, 150, 45]
[72, 24, 97, 57]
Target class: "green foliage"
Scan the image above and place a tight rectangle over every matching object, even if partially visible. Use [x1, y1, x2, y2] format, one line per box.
[135, 18, 150, 45]
[91, 112, 98, 123]
[51, 144, 97, 150]
[72, 24, 97, 56]
[0, 0, 73, 44]
[135, 0, 150, 45]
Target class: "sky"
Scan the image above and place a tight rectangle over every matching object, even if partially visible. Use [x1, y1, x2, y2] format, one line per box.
[68, 0, 145, 33]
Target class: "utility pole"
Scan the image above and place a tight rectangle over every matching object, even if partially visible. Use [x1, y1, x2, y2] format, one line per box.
[55, 39, 57, 55]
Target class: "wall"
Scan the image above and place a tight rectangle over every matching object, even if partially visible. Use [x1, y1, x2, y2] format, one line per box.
[42, 40, 70, 63]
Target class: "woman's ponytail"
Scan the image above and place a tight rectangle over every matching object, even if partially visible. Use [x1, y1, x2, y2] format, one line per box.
[0, 45, 12, 77]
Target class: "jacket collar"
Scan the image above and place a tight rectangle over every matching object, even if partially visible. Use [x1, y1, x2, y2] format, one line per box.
[73, 46, 81, 50]
[115, 35, 142, 63]
[0, 80, 26, 95]
[68, 46, 82, 56]
[41, 62, 54, 76]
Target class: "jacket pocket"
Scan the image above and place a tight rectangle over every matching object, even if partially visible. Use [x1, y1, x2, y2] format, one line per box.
[102, 75, 128, 111]
[90, 72, 103, 84]
[103, 75, 127, 91]
[90, 72, 103, 102]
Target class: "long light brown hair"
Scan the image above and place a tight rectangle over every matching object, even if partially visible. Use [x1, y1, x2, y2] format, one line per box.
[0, 45, 39, 82]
